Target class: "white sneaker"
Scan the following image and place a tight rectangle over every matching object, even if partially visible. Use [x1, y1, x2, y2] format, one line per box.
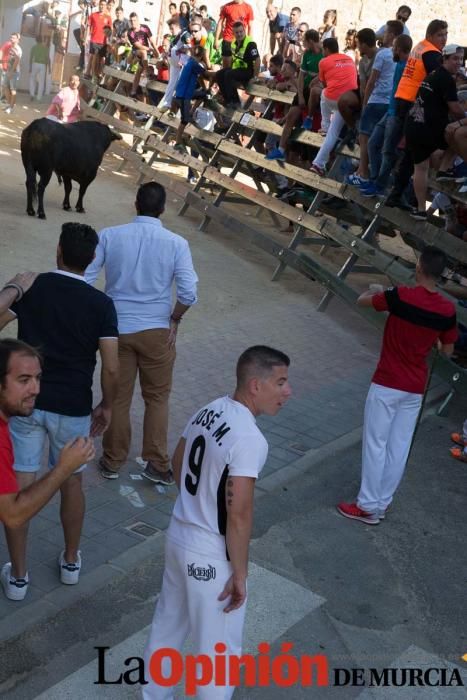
[59, 551, 81, 585]
[4, 106, 12, 114]
[1, 562, 29, 601]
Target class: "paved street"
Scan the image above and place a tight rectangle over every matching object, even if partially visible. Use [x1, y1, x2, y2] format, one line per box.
[0, 101, 466, 698]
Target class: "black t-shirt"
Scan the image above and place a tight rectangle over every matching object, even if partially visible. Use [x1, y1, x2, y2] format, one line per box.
[422, 50, 442, 75]
[11, 272, 118, 417]
[407, 66, 458, 136]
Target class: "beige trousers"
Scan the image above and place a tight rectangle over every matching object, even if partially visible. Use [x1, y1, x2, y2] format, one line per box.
[103, 328, 175, 471]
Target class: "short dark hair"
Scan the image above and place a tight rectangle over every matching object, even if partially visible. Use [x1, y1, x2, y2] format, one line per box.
[116, 5, 123, 11]
[283, 58, 298, 73]
[199, 4, 207, 10]
[356, 28, 376, 48]
[129, 12, 138, 18]
[397, 5, 411, 16]
[426, 19, 447, 38]
[323, 37, 338, 53]
[232, 21, 244, 30]
[386, 20, 404, 37]
[270, 53, 284, 67]
[136, 182, 166, 218]
[419, 246, 447, 280]
[0, 339, 42, 387]
[304, 28, 319, 44]
[236, 345, 290, 387]
[169, 2, 177, 6]
[59, 222, 98, 270]
[395, 34, 412, 53]
[290, 6, 301, 13]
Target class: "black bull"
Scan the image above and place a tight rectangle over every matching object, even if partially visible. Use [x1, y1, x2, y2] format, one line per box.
[21, 118, 122, 219]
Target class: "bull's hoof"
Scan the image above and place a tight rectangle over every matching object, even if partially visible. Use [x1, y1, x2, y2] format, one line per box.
[75, 206, 85, 213]
[63, 203, 71, 211]
[38, 212, 46, 220]
[27, 209, 35, 217]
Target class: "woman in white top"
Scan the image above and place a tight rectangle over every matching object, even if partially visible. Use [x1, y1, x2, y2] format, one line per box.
[319, 9, 337, 40]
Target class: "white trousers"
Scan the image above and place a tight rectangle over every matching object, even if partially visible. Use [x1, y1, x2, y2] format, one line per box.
[143, 538, 246, 700]
[320, 93, 338, 133]
[357, 383, 422, 514]
[30, 62, 46, 99]
[312, 108, 344, 169]
[159, 57, 183, 108]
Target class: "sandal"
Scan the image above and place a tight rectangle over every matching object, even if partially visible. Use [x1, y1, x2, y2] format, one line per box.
[449, 446, 467, 463]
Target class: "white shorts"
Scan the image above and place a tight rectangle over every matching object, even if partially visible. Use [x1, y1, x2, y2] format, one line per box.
[143, 537, 246, 699]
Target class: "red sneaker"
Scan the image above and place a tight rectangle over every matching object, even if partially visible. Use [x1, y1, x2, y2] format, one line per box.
[450, 446, 467, 463]
[336, 502, 380, 525]
[450, 432, 467, 447]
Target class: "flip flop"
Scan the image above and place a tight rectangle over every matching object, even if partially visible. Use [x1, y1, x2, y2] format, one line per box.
[449, 446, 467, 463]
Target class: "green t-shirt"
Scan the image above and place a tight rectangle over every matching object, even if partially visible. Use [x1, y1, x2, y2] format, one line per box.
[30, 43, 49, 65]
[301, 50, 322, 87]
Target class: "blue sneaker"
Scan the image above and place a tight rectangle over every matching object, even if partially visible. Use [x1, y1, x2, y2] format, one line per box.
[302, 116, 312, 130]
[345, 173, 369, 186]
[360, 182, 384, 198]
[266, 147, 285, 161]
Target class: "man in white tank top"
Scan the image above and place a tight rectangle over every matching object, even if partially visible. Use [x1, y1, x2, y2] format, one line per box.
[143, 345, 292, 699]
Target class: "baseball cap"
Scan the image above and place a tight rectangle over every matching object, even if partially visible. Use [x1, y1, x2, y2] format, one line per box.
[442, 44, 463, 56]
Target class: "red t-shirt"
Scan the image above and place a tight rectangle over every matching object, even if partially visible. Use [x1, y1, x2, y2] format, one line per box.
[219, 1, 254, 42]
[89, 11, 112, 44]
[372, 286, 458, 394]
[319, 52, 358, 100]
[0, 418, 18, 496]
[0, 41, 12, 71]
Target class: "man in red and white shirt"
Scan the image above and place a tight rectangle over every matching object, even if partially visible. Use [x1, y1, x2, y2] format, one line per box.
[85, 0, 112, 80]
[214, 0, 253, 68]
[337, 246, 457, 525]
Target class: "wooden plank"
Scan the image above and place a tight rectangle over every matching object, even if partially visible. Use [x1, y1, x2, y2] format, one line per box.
[96, 87, 164, 118]
[233, 111, 360, 158]
[427, 177, 467, 205]
[102, 65, 168, 94]
[245, 81, 295, 105]
[83, 104, 151, 140]
[217, 139, 344, 198]
[342, 184, 467, 265]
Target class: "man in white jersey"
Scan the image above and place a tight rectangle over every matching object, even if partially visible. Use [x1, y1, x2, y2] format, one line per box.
[143, 345, 292, 699]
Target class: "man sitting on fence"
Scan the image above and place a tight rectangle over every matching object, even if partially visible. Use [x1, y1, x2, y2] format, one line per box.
[127, 12, 160, 97]
[214, 21, 260, 111]
[173, 46, 210, 151]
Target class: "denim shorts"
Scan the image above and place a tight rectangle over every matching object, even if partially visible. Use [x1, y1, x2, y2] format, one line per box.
[9, 409, 91, 473]
[359, 102, 388, 136]
[2, 71, 20, 90]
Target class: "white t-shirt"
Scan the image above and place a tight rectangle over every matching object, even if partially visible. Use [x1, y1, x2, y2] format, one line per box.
[368, 47, 396, 104]
[167, 396, 268, 560]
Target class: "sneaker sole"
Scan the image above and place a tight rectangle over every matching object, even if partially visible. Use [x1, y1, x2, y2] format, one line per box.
[336, 505, 380, 525]
[141, 471, 174, 486]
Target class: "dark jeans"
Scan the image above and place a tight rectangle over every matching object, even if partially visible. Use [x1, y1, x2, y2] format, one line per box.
[368, 113, 405, 189]
[216, 67, 252, 105]
[390, 98, 414, 199]
[73, 27, 85, 70]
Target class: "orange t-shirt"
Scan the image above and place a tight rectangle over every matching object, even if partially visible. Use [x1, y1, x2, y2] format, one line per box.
[319, 52, 358, 100]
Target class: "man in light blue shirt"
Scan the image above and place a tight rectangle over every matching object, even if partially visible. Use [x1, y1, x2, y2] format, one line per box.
[85, 182, 198, 482]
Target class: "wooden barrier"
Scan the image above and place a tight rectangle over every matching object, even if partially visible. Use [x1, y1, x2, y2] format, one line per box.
[83, 73, 467, 404]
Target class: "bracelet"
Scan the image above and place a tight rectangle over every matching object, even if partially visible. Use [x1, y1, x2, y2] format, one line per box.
[170, 314, 182, 323]
[2, 283, 24, 301]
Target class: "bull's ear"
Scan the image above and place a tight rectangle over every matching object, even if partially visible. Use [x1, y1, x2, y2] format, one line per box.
[110, 130, 123, 141]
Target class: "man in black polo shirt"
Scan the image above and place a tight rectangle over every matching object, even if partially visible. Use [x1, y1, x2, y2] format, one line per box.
[0, 223, 119, 602]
